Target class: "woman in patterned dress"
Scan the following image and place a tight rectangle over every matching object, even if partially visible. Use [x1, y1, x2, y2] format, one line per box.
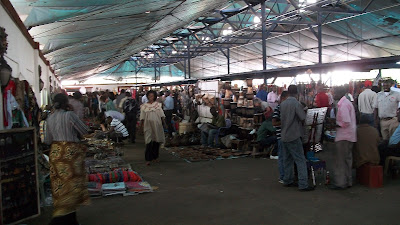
[45, 93, 89, 225]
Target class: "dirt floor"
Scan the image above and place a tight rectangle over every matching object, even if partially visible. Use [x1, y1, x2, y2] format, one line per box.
[26, 136, 400, 225]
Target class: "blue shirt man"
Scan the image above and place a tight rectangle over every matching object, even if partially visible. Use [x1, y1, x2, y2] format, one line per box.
[389, 124, 400, 146]
[164, 95, 174, 110]
[256, 84, 268, 101]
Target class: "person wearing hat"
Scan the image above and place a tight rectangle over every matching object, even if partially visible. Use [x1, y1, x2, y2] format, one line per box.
[69, 91, 84, 120]
[358, 80, 376, 126]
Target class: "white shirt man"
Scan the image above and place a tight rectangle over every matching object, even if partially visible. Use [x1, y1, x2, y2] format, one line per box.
[110, 118, 129, 137]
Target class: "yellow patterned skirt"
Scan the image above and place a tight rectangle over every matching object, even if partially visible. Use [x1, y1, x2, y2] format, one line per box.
[50, 142, 90, 217]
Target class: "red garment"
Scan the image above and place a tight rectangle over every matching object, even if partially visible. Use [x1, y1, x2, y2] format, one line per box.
[315, 92, 330, 108]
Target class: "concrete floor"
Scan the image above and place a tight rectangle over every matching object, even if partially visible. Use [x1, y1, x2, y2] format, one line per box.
[26, 137, 400, 225]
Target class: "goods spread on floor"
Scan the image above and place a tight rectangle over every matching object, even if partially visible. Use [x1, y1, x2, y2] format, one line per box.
[165, 146, 253, 162]
[84, 138, 153, 197]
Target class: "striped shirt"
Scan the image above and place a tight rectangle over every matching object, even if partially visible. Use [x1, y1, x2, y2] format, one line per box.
[45, 110, 89, 144]
[272, 104, 281, 139]
[110, 119, 129, 137]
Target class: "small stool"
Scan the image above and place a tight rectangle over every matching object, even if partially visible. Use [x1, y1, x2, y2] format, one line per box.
[356, 163, 383, 188]
[384, 156, 400, 177]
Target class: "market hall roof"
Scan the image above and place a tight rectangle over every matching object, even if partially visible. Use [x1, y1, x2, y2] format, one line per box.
[8, 0, 400, 81]
[9, 0, 229, 79]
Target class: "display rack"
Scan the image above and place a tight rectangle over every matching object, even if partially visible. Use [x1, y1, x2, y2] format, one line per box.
[0, 128, 40, 225]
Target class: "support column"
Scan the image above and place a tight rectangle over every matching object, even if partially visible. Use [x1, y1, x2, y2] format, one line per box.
[184, 60, 187, 79]
[227, 48, 230, 75]
[261, 0, 267, 71]
[153, 51, 157, 82]
[187, 36, 191, 79]
[317, 12, 322, 64]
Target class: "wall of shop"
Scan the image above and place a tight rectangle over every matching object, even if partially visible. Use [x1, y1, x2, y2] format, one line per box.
[0, 2, 59, 107]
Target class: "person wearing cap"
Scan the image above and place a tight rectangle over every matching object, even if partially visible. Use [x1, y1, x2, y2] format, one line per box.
[358, 80, 377, 126]
[374, 79, 400, 140]
[69, 91, 84, 120]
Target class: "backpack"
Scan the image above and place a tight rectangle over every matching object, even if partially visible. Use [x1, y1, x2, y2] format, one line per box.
[124, 98, 138, 114]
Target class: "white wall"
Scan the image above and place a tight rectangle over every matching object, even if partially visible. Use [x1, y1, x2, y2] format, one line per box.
[1, 3, 58, 107]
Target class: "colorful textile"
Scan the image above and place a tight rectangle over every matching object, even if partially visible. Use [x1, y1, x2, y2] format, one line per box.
[50, 142, 90, 217]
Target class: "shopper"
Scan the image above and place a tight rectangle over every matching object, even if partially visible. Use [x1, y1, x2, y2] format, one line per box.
[115, 89, 126, 107]
[257, 106, 277, 155]
[256, 84, 268, 102]
[103, 114, 129, 142]
[267, 86, 279, 109]
[91, 92, 99, 117]
[104, 110, 125, 121]
[354, 114, 380, 168]
[329, 86, 357, 190]
[378, 113, 400, 165]
[123, 92, 139, 143]
[272, 91, 289, 183]
[45, 94, 89, 225]
[280, 85, 314, 191]
[375, 80, 400, 140]
[358, 81, 377, 126]
[313, 87, 330, 108]
[141, 93, 148, 104]
[164, 91, 174, 135]
[68, 91, 84, 120]
[100, 95, 117, 111]
[201, 107, 226, 148]
[140, 90, 167, 165]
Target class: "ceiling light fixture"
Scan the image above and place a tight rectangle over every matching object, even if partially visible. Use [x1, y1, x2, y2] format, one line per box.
[145, 11, 151, 14]
[396, 61, 400, 64]
[253, 16, 260, 24]
[172, 50, 177, 54]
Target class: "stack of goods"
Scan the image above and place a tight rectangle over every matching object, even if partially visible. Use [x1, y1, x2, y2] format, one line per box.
[164, 132, 201, 147]
[166, 146, 252, 162]
[125, 181, 153, 194]
[88, 169, 142, 184]
[85, 157, 132, 174]
[101, 182, 126, 196]
[85, 138, 123, 158]
[87, 182, 102, 197]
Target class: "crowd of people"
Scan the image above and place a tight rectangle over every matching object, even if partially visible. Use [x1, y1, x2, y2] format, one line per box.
[254, 79, 400, 191]
[41, 79, 400, 224]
